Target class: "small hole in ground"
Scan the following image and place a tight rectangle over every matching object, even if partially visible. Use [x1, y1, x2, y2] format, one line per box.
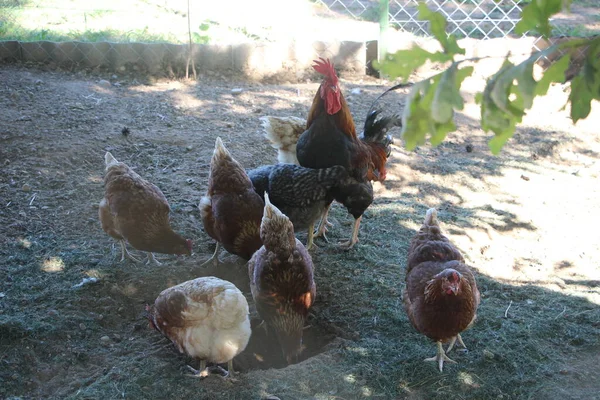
[233, 317, 338, 372]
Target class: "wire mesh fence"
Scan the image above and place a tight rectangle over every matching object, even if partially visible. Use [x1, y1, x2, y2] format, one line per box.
[316, 0, 598, 78]
[0, 0, 597, 75]
[0, 2, 368, 75]
[317, 0, 526, 39]
[389, 0, 524, 40]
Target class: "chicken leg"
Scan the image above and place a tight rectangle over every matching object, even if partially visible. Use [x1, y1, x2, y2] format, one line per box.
[425, 341, 457, 372]
[339, 216, 361, 249]
[186, 360, 233, 380]
[306, 222, 318, 250]
[119, 240, 141, 263]
[314, 204, 333, 242]
[446, 334, 467, 353]
[146, 252, 162, 266]
[200, 242, 220, 268]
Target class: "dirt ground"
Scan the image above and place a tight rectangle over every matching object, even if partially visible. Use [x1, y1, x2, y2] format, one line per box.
[0, 60, 599, 400]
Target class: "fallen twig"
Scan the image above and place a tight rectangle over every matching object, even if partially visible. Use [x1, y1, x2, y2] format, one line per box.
[504, 300, 513, 318]
[554, 305, 567, 320]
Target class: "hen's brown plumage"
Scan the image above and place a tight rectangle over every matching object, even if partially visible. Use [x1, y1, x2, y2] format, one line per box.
[199, 138, 264, 266]
[248, 194, 316, 364]
[99, 152, 191, 264]
[403, 208, 480, 372]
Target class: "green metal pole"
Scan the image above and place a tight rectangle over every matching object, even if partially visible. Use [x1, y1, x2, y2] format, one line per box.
[378, 0, 389, 63]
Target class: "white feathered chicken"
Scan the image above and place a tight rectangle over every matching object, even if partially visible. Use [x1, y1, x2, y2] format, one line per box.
[260, 115, 305, 164]
[148, 276, 251, 379]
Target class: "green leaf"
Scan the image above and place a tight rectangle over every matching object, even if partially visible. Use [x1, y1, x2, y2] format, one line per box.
[402, 80, 434, 150]
[417, 2, 464, 56]
[430, 120, 456, 146]
[535, 53, 570, 96]
[569, 40, 600, 123]
[569, 75, 593, 122]
[375, 46, 452, 81]
[515, 0, 565, 38]
[431, 64, 473, 123]
[488, 125, 516, 155]
[513, 59, 537, 110]
[401, 67, 468, 150]
[418, 2, 448, 48]
[489, 60, 517, 114]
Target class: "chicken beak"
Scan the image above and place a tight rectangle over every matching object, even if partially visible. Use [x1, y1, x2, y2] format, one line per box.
[451, 286, 459, 295]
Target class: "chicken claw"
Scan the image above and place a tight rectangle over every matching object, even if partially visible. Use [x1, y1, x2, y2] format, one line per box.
[146, 252, 162, 266]
[446, 334, 467, 353]
[119, 240, 141, 263]
[306, 225, 319, 251]
[425, 341, 457, 372]
[186, 361, 210, 378]
[200, 243, 221, 268]
[314, 204, 333, 242]
[187, 361, 236, 381]
[339, 216, 361, 249]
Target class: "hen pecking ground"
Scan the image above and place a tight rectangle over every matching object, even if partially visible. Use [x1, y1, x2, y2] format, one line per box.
[0, 62, 599, 400]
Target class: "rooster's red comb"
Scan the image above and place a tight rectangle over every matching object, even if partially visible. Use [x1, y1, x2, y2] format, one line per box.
[313, 58, 338, 83]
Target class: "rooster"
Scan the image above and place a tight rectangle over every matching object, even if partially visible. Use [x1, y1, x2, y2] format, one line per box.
[99, 152, 192, 265]
[199, 137, 264, 267]
[262, 58, 405, 248]
[248, 193, 316, 364]
[148, 276, 251, 379]
[403, 208, 480, 372]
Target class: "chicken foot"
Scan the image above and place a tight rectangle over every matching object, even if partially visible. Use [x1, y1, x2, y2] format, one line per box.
[146, 252, 162, 266]
[186, 360, 235, 380]
[446, 334, 467, 353]
[186, 360, 210, 378]
[424, 341, 457, 372]
[306, 222, 318, 250]
[119, 240, 141, 263]
[339, 216, 361, 249]
[314, 204, 333, 242]
[199, 243, 220, 268]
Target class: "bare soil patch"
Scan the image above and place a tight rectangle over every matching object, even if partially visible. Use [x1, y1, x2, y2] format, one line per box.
[1, 61, 599, 399]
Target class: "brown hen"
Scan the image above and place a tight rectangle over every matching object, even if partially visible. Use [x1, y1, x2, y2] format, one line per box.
[199, 137, 264, 266]
[248, 193, 316, 364]
[99, 152, 192, 265]
[403, 208, 480, 372]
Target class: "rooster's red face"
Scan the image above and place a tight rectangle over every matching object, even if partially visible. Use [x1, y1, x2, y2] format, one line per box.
[313, 58, 342, 115]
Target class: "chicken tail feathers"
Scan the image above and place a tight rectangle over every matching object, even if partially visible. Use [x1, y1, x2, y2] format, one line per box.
[424, 208, 439, 227]
[104, 151, 119, 169]
[261, 193, 295, 254]
[260, 116, 305, 165]
[213, 137, 232, 160]
[361, 109, 398, 151]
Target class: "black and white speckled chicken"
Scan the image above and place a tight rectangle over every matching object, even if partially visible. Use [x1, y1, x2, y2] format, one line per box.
[247, 163, 349, 249]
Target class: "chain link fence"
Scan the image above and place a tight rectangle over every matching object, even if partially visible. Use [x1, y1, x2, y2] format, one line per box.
[317, 0, 597, 78]
[318, 0, 526, 39]
[0, 0, 597, 76]
[0, 2, 370, 76]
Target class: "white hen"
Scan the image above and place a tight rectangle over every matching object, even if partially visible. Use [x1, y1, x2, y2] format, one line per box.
[149, 276, 251, 378]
